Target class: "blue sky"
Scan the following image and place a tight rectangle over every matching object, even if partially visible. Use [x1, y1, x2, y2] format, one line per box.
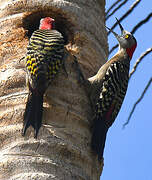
[101, 1, 152, 179]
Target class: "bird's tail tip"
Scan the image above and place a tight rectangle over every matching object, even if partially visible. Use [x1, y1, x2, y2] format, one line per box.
[22, 91, 43, 138]
[91, 116, 108, 160]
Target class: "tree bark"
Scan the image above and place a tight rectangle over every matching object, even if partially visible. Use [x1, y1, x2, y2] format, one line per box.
[0, 0, 108, 179]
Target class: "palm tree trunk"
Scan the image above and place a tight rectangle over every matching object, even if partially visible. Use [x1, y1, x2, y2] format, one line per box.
[0, 0, 108, 179]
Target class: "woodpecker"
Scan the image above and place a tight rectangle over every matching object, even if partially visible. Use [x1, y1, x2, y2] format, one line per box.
[90, 19, 137, 160]
[22, 17, 65, 138]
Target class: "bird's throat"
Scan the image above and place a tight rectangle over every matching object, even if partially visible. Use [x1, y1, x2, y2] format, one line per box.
[126, 43, 137, 59]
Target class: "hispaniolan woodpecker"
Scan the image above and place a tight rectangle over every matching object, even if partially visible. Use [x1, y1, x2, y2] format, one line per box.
[22, 17, 65, 138]
[90, 19, 137, 160]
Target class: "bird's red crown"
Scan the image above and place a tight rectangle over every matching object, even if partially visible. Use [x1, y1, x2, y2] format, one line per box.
[39, 17, 55, 30]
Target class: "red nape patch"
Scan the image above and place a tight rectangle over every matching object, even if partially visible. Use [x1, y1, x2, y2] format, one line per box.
[105, 104, 115, 121]
[126, 43, 137, 59]
[40, 23, 53, 30]
[39, 17, 54, 30]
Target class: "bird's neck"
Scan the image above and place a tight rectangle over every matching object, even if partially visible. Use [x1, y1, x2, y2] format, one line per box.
[114, 48, 129, 61]
[39, 23, 53, 30]
[126, 44, 137, 59]
[118, 44, 137, 60]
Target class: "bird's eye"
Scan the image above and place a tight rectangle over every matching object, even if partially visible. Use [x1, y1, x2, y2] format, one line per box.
[125, 34, 129, 39]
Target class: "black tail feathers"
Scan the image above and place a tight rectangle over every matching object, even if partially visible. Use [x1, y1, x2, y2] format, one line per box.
[22, 91, 43, 138]
[91, 116, 108, 161]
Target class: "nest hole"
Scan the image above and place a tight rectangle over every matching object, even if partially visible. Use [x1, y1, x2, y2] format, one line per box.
[22, 11, 75, 44]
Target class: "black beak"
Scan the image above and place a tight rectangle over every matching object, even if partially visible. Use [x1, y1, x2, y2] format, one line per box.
[105, 25, 119, 38]
[115, 17, 124, 34]
[105, 22, 123, 45]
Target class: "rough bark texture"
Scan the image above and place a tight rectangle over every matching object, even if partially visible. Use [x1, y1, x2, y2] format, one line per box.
[0, 0, 108, 179]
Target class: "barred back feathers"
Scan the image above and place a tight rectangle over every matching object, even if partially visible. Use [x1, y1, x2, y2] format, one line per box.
[91, 18, 137, 160]
[23, 18, 65, 138]
[91, 58, 130, 160]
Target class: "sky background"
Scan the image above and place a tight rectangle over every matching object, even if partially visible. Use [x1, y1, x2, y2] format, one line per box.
[101, 1, 152, 180]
